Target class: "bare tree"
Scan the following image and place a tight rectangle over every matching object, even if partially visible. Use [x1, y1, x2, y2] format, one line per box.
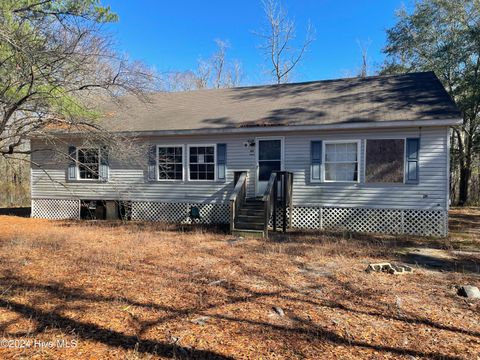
[195, 60, 211, 89]
[160, 39, 243, 91]
[160, 71, 201, 92]
[224, 60, 243, 88]
[357, 39, 372, 78]
[256, 0, 315, 84]
[202, 39, 243, 89]
[212, 39, 228, 88]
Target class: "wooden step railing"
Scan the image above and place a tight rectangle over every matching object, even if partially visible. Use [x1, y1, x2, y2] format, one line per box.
[229, 171, 247, 232]
[263, 172, 277, 238]
[263, 171, 294, 237]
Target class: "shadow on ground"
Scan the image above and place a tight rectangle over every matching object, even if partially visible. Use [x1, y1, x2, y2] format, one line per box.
[399, 249, 480, 274]
[0, 271, 472, 360]
[0, 207, 30, 217]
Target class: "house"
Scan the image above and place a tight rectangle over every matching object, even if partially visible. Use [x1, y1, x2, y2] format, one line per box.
[30, 71, 462, 237]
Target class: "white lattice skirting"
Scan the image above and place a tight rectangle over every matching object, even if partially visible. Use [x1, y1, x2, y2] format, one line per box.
[282, 206, 447, 237]
[31, 198, 80, 220]
[31, 199, 447, 236]
[131, 202, 229, 224]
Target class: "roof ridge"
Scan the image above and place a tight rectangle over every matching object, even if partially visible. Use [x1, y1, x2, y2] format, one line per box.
[154, 71, 437, 95]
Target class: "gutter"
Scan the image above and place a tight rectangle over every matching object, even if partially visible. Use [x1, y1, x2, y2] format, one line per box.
[31, 118, 463, 139]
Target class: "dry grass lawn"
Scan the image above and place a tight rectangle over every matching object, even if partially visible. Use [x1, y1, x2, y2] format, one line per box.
[0, 208, 478, 359]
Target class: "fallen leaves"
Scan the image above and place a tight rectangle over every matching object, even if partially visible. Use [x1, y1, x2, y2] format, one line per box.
[0, 213, 477, 359]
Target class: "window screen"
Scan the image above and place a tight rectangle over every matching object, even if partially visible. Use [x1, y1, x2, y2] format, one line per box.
[365, 139, 404, 183]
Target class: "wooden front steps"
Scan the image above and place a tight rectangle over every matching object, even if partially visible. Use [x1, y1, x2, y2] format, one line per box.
[232, 199, 265, 237]
[231, 229, 265, 238]
[230, 171, 293, 238]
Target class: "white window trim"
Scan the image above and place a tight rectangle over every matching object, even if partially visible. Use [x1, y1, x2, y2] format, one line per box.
[187, 144, 217, 182]
[156, 144, 185, 182]
[322, 140, 361, 183]
[76, 147, 101, 181]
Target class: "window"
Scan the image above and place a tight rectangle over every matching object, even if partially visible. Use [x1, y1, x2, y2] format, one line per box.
[365, 139, 405, 183]
[189, 145, 215, 180]
[323, 141, 359, 182]
[158, 146, 183, 180]
[77, 148, 100, 180]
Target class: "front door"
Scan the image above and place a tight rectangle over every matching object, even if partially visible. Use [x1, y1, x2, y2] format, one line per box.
[256, 138, 283, 196]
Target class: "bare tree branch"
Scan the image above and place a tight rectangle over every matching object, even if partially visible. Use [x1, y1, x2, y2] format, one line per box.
[357, 39, 372, 78]
[256, 0, 315, 84]
[0, 1, 156, 157]
[159, 39, 243, 91]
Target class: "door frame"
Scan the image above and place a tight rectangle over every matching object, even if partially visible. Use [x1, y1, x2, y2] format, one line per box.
[255, 136, 285, 197]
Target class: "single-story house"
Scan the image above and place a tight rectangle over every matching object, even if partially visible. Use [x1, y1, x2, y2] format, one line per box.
[30, 71, 462, 237]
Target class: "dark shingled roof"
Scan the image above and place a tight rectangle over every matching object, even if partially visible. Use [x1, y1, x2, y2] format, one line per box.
[98, 71, 461, 132]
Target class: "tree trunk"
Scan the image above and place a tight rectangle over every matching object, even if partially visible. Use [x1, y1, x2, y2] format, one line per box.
[459, 129, 473, 206]
[454, 127, 473, 206]
[458, 165, 471, 206]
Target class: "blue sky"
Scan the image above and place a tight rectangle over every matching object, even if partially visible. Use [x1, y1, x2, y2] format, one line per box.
[103, 0, 410, 85]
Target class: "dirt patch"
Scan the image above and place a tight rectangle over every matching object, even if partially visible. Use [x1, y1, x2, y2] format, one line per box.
[0, 214, 478, 359]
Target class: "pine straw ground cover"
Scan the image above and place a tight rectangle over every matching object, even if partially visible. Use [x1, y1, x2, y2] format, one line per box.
[0, 209, 478, 359]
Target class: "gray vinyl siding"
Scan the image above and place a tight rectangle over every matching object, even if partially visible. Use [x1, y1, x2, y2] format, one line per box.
[285, 127, 448, 210]
[31, 126, 449, 211]
[31, 134, 251, 204]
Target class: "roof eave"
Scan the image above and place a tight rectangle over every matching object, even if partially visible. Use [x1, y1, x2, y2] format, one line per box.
[33, 117, 463, 139]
